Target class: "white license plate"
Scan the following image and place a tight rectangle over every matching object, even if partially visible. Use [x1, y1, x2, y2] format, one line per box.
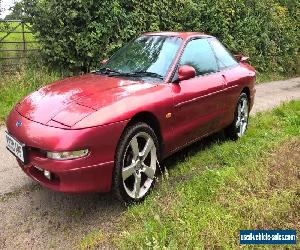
[5, 132, 26, 163]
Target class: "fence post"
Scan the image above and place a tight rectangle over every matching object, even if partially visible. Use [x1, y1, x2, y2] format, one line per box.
[22, 21, 26, 53]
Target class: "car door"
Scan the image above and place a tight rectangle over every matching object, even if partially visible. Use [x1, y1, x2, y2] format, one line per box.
[208, 38, 243, 127]
[171, 38, 226, 149]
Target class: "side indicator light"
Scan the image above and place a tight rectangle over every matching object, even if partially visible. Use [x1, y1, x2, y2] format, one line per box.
[166, 113, 172, 119]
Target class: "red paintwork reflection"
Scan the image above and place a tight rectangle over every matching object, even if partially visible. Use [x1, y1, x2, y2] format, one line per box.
[16, 74, 143, 126]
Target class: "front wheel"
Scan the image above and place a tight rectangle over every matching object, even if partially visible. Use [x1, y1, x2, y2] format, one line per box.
[112, 122, 159, 204]
[225, 93, 249, 140]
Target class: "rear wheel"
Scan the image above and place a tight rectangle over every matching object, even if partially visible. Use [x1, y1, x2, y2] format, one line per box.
[113, 122, 159, 204]
[225, 93, 249, 140]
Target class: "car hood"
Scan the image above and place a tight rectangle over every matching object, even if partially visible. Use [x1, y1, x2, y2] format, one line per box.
[16, 74, 155, 127]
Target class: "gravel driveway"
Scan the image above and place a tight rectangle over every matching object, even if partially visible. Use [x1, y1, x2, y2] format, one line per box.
[0, 77, 299, 249]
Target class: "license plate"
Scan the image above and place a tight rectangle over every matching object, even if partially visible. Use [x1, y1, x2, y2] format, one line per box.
[5, 132, 27, 163]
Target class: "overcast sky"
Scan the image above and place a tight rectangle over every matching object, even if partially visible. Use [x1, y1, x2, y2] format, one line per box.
[1, 0, 19, 18]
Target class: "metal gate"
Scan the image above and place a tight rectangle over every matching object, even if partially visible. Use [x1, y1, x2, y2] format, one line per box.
[0, 20, 39, 70]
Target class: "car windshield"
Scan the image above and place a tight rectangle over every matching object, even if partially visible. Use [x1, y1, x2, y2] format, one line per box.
[98, 35, 182, 80]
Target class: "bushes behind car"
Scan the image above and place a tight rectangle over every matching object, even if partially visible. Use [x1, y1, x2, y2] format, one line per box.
[23, 0, 299, 76]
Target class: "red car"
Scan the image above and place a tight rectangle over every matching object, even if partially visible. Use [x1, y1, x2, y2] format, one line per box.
[6, 32, 256, 203]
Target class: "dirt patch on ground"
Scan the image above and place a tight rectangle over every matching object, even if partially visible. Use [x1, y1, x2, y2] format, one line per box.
[262, 138, 300, 230]
[243, 138, 300, 230]
[268, 138, 300, 190]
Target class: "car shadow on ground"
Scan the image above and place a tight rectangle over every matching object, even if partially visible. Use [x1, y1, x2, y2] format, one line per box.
[162, 130, 228, 172]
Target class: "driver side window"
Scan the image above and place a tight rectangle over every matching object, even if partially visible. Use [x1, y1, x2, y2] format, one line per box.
[180, 39, 218, 76]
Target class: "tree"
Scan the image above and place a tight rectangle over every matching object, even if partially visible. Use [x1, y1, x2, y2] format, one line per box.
[23, 0, 131, 74]
[5, 1, 25, 20]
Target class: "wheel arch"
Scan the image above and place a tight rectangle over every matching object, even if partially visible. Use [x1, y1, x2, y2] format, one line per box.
[125, 111, 163, 155]
[241, 87, 251, 106]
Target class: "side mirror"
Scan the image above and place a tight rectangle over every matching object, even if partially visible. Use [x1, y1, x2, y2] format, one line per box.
[178, 65, 196, 82]
[101, 59, 108, 65]
[234, 54, 249, 63]
[240, 56, 249, 63]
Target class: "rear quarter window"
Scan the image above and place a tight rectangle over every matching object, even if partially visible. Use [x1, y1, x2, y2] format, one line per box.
[209, 39, 238, 70]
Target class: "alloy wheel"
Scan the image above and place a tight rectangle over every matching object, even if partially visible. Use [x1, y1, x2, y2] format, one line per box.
[236, 97, 249, 137]
[122, 132, 157, 199]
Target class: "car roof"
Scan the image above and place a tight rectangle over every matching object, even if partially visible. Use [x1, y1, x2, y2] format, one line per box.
[143, 31, 214, 40]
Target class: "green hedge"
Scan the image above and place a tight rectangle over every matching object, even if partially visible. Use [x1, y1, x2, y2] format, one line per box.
[24, 0, 299, 75]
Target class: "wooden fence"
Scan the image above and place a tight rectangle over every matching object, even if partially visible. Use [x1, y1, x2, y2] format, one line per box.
[0, 19, 39, 70]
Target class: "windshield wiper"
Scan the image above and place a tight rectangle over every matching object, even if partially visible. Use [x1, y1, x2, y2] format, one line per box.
[97, 68, 164, 80]
[97, 68, 122, 75]
[131, 71, 164, 80]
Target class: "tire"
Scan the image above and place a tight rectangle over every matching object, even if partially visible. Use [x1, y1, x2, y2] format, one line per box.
[225, 93, 249, 140]
[112, 122, 160, 204]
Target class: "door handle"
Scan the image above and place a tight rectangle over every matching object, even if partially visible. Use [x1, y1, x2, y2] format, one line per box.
[222, 74, 227, 85]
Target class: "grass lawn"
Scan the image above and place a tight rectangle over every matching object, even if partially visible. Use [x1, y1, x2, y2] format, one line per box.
[0, 67, 59, 123]
[78, 100, 299, 249]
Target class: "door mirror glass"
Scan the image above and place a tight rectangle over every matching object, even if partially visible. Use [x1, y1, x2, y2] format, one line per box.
[234, 54, 249, 63]
[178, 65, 196, 81]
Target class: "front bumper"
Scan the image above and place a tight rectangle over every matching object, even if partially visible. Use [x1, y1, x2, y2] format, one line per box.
[6, 109, 128, 193]
[17, 159, 114, 193]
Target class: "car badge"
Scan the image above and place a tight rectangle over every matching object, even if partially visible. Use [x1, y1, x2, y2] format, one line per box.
[16, 121, 22, 127]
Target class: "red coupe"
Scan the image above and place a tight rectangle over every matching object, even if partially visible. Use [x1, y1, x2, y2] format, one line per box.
[6, 32, 256, 203]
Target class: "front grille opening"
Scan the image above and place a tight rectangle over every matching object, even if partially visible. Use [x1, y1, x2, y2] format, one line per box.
[28, 147, 47, 158]
[30, 166, 60, 184]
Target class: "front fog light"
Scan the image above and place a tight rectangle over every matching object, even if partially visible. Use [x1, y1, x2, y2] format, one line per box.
[47, 149, 89, 160]
[44, 170, 51, 180]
